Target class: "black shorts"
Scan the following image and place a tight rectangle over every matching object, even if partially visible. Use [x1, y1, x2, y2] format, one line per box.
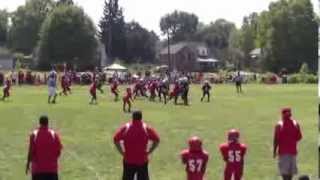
[123, 162, 149, 180]
[236, 82, 242, 86]
[32, 173, 58, 180]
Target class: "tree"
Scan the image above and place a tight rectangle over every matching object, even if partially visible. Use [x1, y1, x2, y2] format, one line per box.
[160, 10, 199, 43]
[238, 13, 259, 69]
[257, 0, 317, 73]
[57, 0, 74, 5]
[8, 0, 54, 54]
[38, 5, 97, 70]
[99, 0, 126, 62]
[0, 10, 8, 44]
[125, 22, 158, 63]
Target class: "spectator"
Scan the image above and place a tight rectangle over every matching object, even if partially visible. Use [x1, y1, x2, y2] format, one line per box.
[273, 108, 302, 180]
[113, 110, 160, 180]
[26, 115, 63, 180]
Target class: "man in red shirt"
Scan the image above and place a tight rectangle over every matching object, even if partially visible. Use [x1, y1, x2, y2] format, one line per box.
[26, 115, 63, 180]
[113, 111, 160, 180]
[181, 136, 209, 180]
[273, 108, 302, 180]
[219, 129, 247, 180]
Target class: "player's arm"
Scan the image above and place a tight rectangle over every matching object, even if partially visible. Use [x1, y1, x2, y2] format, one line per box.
[26, 134, 33, 175]
[273, 125, 279, 158]
[113, 127, 125, 156]
[296, 123, 302, 142]
[147, 127, 160, 155]
[219, 145, 228, 162]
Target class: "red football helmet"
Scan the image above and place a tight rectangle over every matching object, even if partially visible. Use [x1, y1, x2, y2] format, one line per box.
[188, 136, 202, 151]
[228, 129, 240, 142]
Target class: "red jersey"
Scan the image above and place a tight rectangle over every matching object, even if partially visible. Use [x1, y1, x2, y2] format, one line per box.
[90, 82, 97, 94]
[219, 142, 247, 168]
[274, 119, 302, 155]
[29, 126, 62, 174]
[61, 76, 67, 87]
[123, 90, 132, 102]
[181, 149, 209, 180]
[113, 120, 160, 165]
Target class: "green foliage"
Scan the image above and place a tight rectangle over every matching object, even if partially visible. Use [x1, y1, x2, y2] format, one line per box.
[257, 0, 317, 73]
[125, 22, 158, 63]
[99, 0, 126, 61]
[0, 9, 8, 44]
[38, 5, 97, 70]
[8, 0, 55, 54]
[287, 73, 317, 84]
[160, 10, 199, 42]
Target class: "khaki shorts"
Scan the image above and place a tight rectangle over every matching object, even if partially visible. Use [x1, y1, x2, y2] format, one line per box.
[278, 154, 298, 175]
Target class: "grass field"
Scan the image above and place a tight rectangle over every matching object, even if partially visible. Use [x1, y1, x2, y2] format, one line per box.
[0, 84, 317, 180]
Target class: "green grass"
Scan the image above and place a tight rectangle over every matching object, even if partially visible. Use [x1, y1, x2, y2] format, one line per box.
[0, 84, 317, 180]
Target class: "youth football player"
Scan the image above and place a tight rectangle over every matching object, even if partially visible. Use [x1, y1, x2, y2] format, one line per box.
[89, 80, 98, 105]
[2, 77, 11, 101]
[123, 87, 133, 112]
[111, 80, 119, 101]
[219, 129, 247, 180]
[201, 80, 212, 102]
[181, 136, 209, 180]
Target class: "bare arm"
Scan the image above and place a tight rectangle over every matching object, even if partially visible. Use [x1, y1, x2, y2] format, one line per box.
[273, 137, 278, 158]
[26, 136, 33, 175]
[114, 141, 124, 156]
[148, 141, 159, 155]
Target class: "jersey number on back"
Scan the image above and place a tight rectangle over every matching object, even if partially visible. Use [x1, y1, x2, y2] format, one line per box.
[228, 150, 241, 162]
[188, 159, 203, 173]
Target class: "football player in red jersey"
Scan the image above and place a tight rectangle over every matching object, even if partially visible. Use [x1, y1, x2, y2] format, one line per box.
[2, 77, 11, 101]
[111, 80, 119, 101]
[89, 80, 98, 105]
[123, 87, 133, 112]
[181, 136, 209, 180]
[219, 129, 247, 180]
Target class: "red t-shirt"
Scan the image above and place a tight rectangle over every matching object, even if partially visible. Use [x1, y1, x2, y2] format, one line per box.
[219, 142, 247, 169]
[181, 149, 209, 180]
[113, 120, 160, 165]
[274, 119, 302, 155]
[29, 127, 63, 174]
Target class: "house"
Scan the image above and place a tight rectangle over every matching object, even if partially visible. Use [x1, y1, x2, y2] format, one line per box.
[0, 47, 14, 70]
[159, 42, 219, 72]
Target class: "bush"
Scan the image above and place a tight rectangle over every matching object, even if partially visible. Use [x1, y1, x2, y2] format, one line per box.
[287, 73, 317, 84]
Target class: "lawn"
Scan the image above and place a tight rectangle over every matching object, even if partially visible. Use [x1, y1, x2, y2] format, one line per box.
[0, 84, 317, 180]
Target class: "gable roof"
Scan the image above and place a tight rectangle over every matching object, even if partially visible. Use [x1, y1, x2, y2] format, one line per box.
[160, 41, 208, 55]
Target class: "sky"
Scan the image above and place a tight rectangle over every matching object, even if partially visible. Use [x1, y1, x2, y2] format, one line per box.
[1, 0, 319, 36]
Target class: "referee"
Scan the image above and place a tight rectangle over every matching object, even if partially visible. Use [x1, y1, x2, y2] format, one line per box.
[113, 110, 160, 180]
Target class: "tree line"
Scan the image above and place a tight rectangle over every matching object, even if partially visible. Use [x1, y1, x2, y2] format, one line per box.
[0, 0, 317, 72]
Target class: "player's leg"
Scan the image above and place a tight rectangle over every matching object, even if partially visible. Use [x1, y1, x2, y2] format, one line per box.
[128, 101, 131, 112]
[137, 163, 149, 180]
[123, 98, 127, 112]
[122, 163, 136, 180]
[52, 93, 57, 104]
[234, 169, 243, 180]
[207, 92, 210, 102]
[279, 155, 294, 180]
[201, 91, 205, 101]
[164, 93, 167, 104]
